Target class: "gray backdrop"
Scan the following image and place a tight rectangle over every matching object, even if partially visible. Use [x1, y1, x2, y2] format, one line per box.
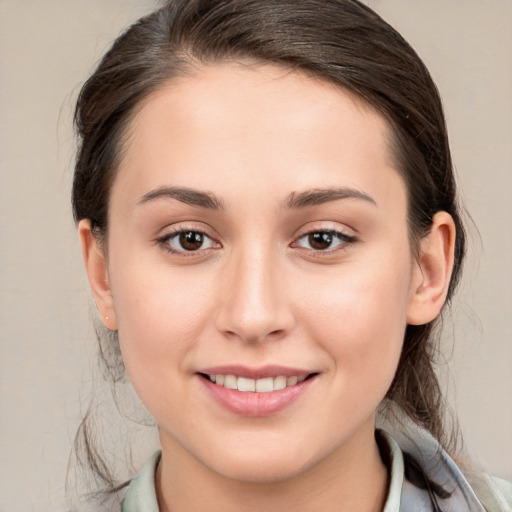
[0, 1, 510, 511]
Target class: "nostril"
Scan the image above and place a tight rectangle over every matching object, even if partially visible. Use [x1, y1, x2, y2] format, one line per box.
[245, 329, 287, 344]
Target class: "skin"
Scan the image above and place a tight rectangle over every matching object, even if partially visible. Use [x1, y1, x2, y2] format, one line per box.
[80, 63, 455, 511]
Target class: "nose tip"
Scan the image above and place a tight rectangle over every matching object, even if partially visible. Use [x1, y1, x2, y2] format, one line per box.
[214, 254, 294, 344]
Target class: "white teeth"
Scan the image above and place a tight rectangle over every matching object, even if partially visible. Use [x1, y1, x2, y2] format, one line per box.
[208, 373, 309, 392]
[273, 376, 287, 390]
[237, 376, 256, 392]
[287, 376, 298, 386]
[255, 377, 274, 393]
[224, 375, 237, 390]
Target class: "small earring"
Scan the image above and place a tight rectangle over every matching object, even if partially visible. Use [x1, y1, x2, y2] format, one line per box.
[105, 316, 110, 320]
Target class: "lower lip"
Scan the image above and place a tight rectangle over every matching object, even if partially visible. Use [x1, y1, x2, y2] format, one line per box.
[199, 375, 316, 417]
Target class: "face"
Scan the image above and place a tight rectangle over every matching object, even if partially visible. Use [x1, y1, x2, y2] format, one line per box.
[101, 63, 419, 482]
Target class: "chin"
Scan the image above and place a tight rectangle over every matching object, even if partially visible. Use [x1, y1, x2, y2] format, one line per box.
[212, 459, 310, 484]
[199, 440, 321, 484]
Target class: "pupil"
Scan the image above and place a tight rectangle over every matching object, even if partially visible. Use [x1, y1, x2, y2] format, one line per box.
[309, 232, 333, 250]
[179, 231, 203, 250]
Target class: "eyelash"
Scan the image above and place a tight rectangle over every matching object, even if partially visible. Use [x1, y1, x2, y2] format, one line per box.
[292, 230, 358, 254]
[156, 228, 357, 256]
[157, 227, 220, 256]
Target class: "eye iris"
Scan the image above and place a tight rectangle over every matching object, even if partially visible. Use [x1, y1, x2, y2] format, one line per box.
[309, 232, 333, 250]
[179, 231, 204, 251]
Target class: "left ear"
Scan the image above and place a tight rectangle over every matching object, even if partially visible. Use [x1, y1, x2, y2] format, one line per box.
[407, 211, 456, 325]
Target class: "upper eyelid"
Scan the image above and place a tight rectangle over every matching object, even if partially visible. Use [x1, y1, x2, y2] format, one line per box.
[158, 222, 218, 238]
[159, 227, 218, 243]
[156, 223, 357, 245]
[293, 229, 357, 245]
[292, 222, 357, 240]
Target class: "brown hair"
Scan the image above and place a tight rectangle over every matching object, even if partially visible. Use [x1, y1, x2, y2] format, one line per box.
[72, 0, 465, 496]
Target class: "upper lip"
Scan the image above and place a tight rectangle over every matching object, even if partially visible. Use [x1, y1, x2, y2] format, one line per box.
[197, 365, 315, 380]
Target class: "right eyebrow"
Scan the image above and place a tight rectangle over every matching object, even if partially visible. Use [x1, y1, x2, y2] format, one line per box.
[137, 186, 226, 211]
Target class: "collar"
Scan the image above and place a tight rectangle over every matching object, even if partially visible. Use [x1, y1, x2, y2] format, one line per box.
[121, 429, 485, 511]
[122, 450, 161, 512]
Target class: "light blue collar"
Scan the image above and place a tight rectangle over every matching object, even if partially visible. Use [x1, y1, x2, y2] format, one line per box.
[122, 450, 161, 512]
[121, 429, 486, 511]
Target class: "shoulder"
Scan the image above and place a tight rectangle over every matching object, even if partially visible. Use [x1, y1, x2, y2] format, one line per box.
[462, 468, 512, 512]
[381, 424, 511, 511]
[121, 450, 161, 512]
[377, 407, 511, 512]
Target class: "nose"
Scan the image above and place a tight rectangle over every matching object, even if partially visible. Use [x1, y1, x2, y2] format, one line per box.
[214, 248, 295, 344]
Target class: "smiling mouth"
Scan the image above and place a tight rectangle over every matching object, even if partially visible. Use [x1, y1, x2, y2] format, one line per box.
[198, 373, 317, 393]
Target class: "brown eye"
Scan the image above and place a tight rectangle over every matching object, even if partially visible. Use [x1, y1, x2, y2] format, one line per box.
[293, 229, 357, 252]
[308, 231, 334, 250]
[179, 231, 204, 251]
[160, 229, 218, 254]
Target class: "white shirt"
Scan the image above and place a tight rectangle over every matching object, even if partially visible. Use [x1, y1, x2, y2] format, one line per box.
[121, 428, 512, 511]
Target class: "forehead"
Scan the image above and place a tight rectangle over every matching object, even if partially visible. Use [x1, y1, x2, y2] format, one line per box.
[130, 62, 389, 146]
[113, 62, 403, 209]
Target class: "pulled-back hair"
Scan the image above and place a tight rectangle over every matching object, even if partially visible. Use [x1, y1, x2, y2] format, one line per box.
[72, 0, 465, 497]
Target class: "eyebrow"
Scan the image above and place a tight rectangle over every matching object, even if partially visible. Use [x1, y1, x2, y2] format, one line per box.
[138, 185, 376, 211]
[138, 186, 226, 211]
[285, 187, 377, 209]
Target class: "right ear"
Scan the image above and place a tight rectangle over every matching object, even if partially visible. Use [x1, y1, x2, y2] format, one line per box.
[78, 220, 118, 331]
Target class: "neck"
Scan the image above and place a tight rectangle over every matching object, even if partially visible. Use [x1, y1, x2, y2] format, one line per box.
[156, 422, 389, 512]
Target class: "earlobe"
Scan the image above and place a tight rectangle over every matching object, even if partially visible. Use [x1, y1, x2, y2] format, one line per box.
[406, 212, 456, 326]
[78, 220, 118, 331]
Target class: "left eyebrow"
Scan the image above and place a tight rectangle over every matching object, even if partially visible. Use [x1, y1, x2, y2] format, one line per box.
[138, 186, 226, 211]
[285, 187, 377, 209]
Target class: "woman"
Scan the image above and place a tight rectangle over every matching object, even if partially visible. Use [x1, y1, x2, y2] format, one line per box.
[72, 0, 512, 510]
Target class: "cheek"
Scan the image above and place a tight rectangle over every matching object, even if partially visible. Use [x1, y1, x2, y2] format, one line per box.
[108, 255, 217, 388]
[299, 253, 412, 387]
